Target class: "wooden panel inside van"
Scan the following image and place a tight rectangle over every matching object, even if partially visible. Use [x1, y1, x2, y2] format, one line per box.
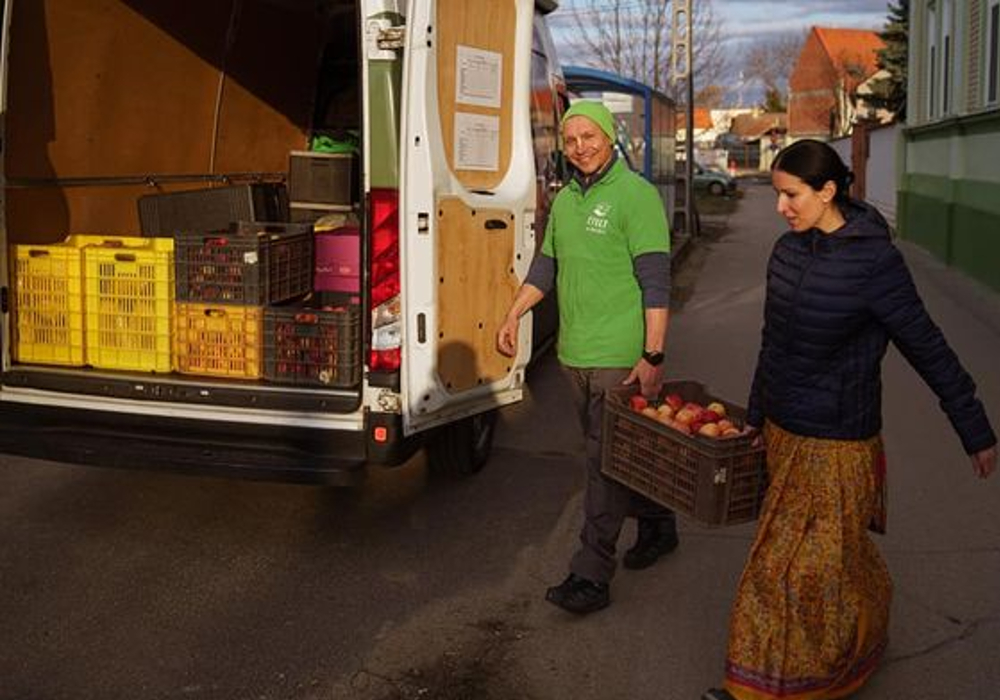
[3, 0, 322, 242]
[436, 198, 519, 392]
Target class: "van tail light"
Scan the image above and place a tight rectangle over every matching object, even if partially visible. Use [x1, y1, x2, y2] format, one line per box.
[369, 188, 401, 372]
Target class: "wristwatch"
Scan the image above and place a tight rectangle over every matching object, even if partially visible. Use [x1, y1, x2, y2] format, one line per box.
[641, 349, 664, 366]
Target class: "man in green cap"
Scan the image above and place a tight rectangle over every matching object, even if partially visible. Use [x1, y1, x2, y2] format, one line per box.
[497, 99, 678, 614]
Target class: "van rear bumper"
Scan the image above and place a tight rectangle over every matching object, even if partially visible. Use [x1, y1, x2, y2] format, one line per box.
[0, 402, 370, 484]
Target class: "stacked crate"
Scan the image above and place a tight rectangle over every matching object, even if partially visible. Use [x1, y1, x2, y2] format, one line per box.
[12, 235, 174, 371]
[172, 222, 313, 379]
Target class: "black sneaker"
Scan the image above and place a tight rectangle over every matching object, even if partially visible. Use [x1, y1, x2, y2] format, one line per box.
[623, 517, 679, 570]
[701, 689, 738, 700]
[545, 573, 610, 615]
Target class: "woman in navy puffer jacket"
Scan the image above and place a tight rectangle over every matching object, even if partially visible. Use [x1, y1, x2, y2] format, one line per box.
[703, 140, 997, 700]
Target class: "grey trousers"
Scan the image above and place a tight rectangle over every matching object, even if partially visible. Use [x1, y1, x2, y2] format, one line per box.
[565, 366, 675, 584]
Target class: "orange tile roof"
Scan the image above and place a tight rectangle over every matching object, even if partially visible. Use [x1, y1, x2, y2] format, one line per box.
[731, 112, 787, 139]
[814, 27, 884, 83]
[676, 107, 713, 130]
[788, 26, 885, 137]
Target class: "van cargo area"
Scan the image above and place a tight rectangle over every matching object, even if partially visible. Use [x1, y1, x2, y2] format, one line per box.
[2, 1, 365, 411]
[1, 0, 557, 481]
[0, 1, 381, 478]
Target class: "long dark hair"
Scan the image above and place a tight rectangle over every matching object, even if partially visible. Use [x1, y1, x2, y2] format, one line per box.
[771, 139, 854, 204]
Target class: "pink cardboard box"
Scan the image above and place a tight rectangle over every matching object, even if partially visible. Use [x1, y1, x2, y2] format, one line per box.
[315, 226, 360, 294]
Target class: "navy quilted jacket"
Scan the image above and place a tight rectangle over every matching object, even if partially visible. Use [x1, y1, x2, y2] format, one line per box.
[746, 199, 996, 454]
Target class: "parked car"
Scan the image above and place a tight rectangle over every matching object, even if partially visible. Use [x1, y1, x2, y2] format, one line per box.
[693, 162, 737, 196]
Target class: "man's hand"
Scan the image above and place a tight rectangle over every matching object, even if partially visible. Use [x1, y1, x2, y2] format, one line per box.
[971, 444, 997, 479]
[497, 314, 519, 358]
[623, 358, 664, 399]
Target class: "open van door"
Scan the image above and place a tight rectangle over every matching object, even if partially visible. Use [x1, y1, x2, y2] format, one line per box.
[398, 0, 536, 444]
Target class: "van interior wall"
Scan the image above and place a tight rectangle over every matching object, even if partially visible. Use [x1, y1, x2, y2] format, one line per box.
[4, 0, 333, 244]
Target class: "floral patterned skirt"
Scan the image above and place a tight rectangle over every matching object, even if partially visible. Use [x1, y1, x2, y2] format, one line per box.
[724, 421, 891, 700]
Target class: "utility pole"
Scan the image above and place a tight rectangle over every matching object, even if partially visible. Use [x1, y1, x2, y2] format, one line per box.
[671, 0, 696, 237]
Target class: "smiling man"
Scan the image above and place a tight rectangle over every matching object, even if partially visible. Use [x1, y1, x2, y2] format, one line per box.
[497, 100, 677, 614]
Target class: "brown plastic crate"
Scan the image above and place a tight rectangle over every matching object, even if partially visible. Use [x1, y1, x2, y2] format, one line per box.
[263, 298, 361, 387]
[601, 380, 767, 527]
[174, 222, 313, 305]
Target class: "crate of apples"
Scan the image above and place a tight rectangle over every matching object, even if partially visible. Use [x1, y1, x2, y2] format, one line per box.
[629, 392, 743, 439]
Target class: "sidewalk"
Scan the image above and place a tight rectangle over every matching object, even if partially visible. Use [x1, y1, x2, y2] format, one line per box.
[508, 182, 1000, 700]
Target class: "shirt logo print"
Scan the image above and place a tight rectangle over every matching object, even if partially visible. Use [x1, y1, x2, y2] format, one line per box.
[586, 201, 612, 235]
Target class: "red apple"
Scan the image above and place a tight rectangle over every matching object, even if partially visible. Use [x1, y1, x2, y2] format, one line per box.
[664, 393, 684, 411]
[630, 395, 648, 412]
[698, 409, 722, 424]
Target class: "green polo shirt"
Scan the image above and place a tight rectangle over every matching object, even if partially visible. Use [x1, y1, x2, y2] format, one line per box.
[542, 158, 670, 367]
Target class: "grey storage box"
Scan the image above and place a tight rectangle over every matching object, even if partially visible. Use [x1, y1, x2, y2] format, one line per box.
[138, 183, 289, 236]
[288, 151, 357, 208]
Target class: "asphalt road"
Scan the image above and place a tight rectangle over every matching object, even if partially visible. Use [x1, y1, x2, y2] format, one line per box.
[0, 383, 588, 700]
[2, 183, 999, 700]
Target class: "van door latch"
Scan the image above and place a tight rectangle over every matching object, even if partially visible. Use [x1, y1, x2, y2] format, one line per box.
[484, 219, 508, 230]
[377, 26, 406, 50]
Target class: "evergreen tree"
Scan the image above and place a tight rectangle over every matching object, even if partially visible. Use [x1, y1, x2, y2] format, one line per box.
[761, 87, 786, 113]
[867, 0, 909, 120]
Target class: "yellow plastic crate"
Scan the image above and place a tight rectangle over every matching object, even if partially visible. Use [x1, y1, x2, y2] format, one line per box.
[12, 243, 86, 366]
[12, 235, 168, 368]
[173, 303, 263, 379]
[83, 237, 175, 372]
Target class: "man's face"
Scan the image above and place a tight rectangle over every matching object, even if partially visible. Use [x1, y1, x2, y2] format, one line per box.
[562, 116, 613, 176]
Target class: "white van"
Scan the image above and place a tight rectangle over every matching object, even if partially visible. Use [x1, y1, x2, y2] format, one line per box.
[0, 0, 567, 482]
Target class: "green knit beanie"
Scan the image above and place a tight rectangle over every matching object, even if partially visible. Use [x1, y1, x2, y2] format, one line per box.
[561, 100, 616, 143]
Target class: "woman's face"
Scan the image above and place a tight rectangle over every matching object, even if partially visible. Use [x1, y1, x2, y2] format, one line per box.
[562, 116, 614, 175]
[772, 169, 838, 232]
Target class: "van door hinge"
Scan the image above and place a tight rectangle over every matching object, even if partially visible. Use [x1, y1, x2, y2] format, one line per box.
[377, 26, 406, 50]
[0, 287, 7, 314]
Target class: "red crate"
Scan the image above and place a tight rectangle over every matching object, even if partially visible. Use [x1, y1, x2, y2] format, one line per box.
[263, 299, 360, 387]
[601, 380, 767, 527]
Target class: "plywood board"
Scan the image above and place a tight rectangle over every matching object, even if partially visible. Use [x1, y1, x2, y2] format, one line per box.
[436, 197, 518, 392]
[435, 0, 515, 191]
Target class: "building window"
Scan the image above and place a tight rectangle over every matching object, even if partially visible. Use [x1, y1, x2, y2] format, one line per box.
[989, 0, 1000, 104]
[928, 3, 939, 118]
[942, 0, 953, 114]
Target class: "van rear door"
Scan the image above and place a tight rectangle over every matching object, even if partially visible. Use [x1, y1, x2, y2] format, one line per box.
[398, 0, 536, 434]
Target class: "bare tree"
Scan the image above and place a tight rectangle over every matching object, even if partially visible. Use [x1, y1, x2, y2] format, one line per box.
[742, 32, 806, 109]
[563, 0, 727, 102]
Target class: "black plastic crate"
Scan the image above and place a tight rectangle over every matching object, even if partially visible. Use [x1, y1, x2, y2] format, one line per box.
[263, 298, 360, 387]
[601, 380, 767, 527]
[288, 151, 357, 207]
[138, 183, 289, 236]
[174, 222, 313, 305]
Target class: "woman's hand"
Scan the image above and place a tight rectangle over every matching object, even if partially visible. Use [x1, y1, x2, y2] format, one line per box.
[623, 358, 663, 399]
[971, 444, 997, 479]
[496, 314, 519, 358]
[744, 424, 764, 448]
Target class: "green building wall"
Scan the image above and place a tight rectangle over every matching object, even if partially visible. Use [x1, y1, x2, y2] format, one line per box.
[899, 111, 1000, 292]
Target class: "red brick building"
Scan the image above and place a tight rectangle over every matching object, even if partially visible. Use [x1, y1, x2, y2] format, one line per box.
[788, 27, 884, 140]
